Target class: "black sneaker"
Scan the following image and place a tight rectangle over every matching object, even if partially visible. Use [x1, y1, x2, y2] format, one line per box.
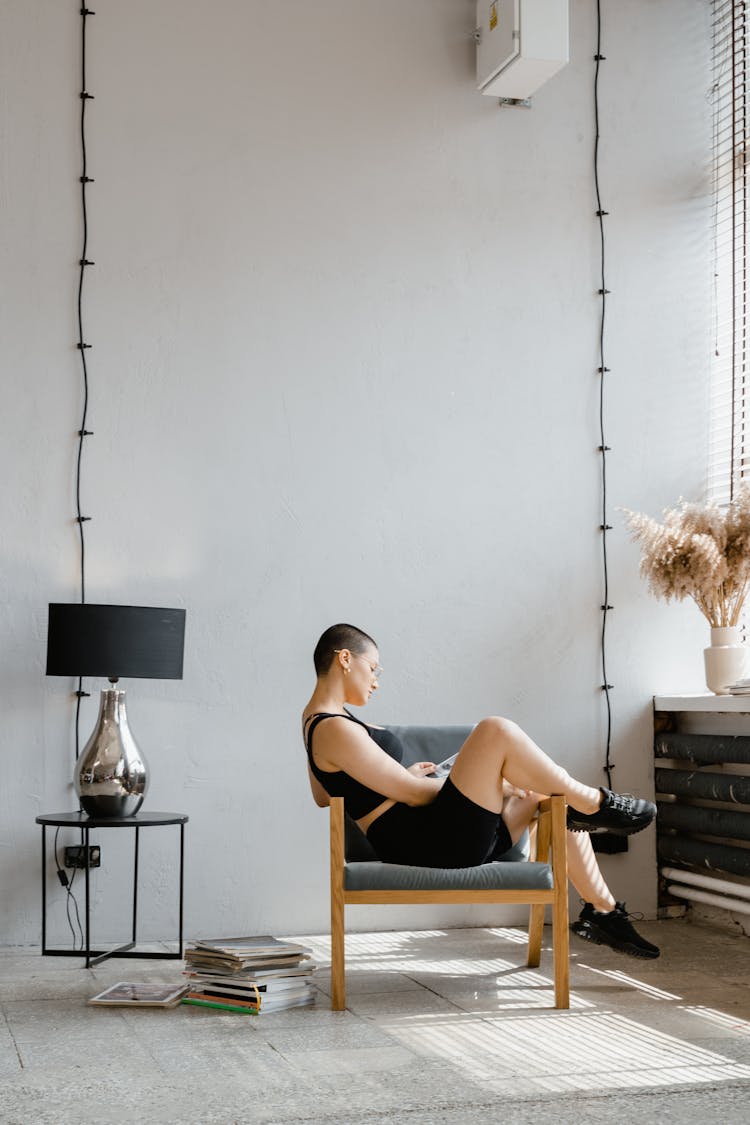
[571, 901, 660, 959]
[566, 787, 656, 836]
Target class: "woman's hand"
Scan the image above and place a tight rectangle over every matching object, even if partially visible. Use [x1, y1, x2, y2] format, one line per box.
[502, 779, 532, 799]
[407, 761, 437, 778]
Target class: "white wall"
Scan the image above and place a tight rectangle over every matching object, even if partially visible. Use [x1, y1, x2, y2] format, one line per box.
[0, 0, 712, 946]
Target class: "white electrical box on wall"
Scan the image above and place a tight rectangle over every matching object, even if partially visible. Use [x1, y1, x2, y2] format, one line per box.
[476, 0, 569, 100]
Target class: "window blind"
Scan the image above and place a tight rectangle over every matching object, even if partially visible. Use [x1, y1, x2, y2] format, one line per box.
[709, 1, 748, 504]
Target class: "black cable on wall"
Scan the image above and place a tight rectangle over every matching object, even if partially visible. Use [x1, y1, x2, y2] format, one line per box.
[594, 0, 614, 792]
[54, 3, 98, 949]
[74, 5, 95, 759]
[591, 1, 627, 856]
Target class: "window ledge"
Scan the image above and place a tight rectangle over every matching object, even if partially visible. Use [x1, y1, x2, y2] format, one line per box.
[654, 693, 750, 712]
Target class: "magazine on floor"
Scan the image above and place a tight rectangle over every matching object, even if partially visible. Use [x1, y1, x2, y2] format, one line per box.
[88, 982, 188, 1008]
[182, 934, 317, 1014]
[193, 936, 311, 957]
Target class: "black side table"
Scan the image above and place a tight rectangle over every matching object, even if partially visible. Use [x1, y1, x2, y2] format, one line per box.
[36, 811, 188, 969]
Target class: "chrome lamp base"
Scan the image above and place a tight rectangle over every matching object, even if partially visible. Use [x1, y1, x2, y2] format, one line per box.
[76, 688, 148, 818]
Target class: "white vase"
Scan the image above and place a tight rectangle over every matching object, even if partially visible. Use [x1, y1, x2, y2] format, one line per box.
[704, 626, 747, 695]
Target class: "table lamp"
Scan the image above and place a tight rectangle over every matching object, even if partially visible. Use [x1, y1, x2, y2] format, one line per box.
[46, 603, 186, 818]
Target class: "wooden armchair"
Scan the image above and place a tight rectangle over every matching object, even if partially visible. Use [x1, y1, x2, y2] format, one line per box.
[327, 725, 570, 1011]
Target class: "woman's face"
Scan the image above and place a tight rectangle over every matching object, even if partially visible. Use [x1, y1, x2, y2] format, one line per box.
[344, 645, 381, 706]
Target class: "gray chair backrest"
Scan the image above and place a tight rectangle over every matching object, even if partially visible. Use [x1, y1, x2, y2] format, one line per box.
[386, 725, 474, 769]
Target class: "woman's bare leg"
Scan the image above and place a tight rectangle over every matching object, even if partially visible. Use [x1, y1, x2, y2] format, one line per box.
[449, 717, 602, 816]
[501, 792, 542, 843]
[503, 791, 615, 912]
[566, 831, 615, 912]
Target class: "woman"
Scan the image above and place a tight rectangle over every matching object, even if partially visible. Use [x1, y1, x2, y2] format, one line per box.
[303, 623, 660, 959]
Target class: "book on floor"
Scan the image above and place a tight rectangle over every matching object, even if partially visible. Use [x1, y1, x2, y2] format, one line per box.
[184, 935, 315, 976]
[193, 935, 310, 957]
[183, 986, 314, 1015]
[182, 934, 317, 1014]
[187, 972, 317, 999]
[181, 996, 258, 1015]
[185, 961, 315, 981]
[88, 982, 189, 1008]
[184, 952, 310, 974]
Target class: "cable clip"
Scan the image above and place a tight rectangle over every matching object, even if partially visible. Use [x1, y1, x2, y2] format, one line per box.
[79, 176, 95, 183]
[601, 683, 614, 691]
[76, 516, 92, 523]
[598, 288, 611, 295]
[601, 605, 614, 611]
[74, 690, 91, 698]
[78, 429, 93, 437]
[79, 92, 94, 100]
[598, 366, 610, 373]
[594, 54, 606, 61]
[79, 259, 95, 266]
[76, 343, 92, 349]
[598, 445, 611, 452]
[600, 524, 613, 531]
[81, 7, 96, 15]
[596, 210, 609, 217]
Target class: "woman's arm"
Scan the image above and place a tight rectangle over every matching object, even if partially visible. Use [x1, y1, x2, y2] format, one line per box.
[313, 717, 443, 807]
[307, 764, 331, 808]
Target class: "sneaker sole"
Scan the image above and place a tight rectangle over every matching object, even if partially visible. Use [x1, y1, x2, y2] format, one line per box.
[566, 817, 655, 837]
[571, 921, 660, 959]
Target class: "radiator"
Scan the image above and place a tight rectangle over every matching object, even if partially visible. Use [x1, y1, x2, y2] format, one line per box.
[654, 710, 750, 912]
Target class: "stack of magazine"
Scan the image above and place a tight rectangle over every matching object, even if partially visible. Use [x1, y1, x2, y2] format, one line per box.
[727, 678, 750, 695]
[182, 935, 316, 1015]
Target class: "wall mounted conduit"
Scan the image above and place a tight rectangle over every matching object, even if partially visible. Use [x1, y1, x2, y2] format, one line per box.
[73, 4, 96, 758]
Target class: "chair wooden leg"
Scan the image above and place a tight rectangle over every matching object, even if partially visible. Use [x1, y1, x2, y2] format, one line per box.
[553, 891, 570, 1009]
[527, 807, 551, 969]
[527, 904, 544, 968]
[550, 796, 570, 1009]
[329, 797, 346, 1011]
[330, 890, 346, 1010]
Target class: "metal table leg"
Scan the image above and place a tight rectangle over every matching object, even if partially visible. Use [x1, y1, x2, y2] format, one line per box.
[132, 825, 140, 943]
[41, 825, 47, 955]
[178, 821, 185, 956]
[84, 824, 91, 968]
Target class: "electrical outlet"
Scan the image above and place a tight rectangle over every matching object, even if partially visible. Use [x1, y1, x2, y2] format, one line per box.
[64, 845, 101, 869]
[591, 834, 628, 855]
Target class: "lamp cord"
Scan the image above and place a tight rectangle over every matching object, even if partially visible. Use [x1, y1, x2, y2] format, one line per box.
[594, 0, 614, 789]
[54, 827, 85, 949]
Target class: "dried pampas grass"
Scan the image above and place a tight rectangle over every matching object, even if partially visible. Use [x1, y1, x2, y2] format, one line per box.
[621, 485, 750, 628]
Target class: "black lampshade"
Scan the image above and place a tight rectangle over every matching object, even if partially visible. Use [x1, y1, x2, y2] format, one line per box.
[46, 604, 186, 680]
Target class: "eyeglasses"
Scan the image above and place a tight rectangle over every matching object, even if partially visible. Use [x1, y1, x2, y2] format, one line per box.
[334, 650, 383, 679]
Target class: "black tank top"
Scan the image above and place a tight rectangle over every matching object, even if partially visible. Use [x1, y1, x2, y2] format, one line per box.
[304, 711, 404, 820]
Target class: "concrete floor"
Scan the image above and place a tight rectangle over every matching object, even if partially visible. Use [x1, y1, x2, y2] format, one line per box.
[0, 916, 748, 1124]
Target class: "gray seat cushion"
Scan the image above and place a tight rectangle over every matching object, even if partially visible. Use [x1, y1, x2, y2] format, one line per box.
[344, 859, 553, 892]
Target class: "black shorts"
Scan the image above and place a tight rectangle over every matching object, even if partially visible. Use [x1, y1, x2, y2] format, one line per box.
[366, 777, 512, 868]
